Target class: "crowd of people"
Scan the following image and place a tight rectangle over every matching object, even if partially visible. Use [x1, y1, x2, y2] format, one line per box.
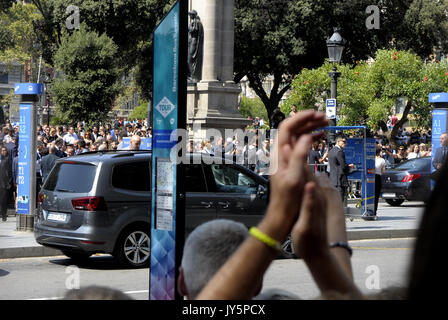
[0, 118, 151, 220]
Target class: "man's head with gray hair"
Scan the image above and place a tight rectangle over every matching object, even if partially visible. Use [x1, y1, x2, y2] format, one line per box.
[178, 219, 251, 299]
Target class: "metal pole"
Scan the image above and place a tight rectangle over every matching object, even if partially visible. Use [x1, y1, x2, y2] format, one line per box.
[37, 55, 42, 83]
[328, 65, 341, 144]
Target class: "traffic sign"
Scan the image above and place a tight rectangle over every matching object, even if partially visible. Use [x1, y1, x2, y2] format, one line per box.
[326, 98, 336, 119]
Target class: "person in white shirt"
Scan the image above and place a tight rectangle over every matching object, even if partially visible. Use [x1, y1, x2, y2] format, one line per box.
[374, 146, 386, 219]
[256, 140, 270, 177]
[63, 126, 79, 145]
[407, 144, 420, 159]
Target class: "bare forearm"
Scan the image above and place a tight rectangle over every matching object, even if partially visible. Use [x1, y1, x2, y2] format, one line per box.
[196, 203, 293, 300]
[327, 210, 353, 279]
[305, 251, 362, 299]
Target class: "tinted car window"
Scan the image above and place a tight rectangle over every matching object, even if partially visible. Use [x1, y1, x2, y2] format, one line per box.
[393, 157, 430, 171]
[185, 164, 207, 192]
[112, 161, 150, 191]
[44, 162, 97, 193]
[210, 164, 258, 194]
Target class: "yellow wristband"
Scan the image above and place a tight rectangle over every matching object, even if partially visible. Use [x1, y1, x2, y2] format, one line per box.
[249, 227, 282, 252]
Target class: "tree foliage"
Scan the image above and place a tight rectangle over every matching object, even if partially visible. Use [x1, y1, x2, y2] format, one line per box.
[287, 49, 448, 145]
[129, 99, 149, 120]
[234, 0, 448, 121]
[239, 96, 269, 122]
[0, 2, 42, 64]
[51, 27, 122, 126]
[38, 0, 174, 101]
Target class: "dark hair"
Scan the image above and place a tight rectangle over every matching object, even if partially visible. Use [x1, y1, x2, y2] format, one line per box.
[64, 286, 133, 300]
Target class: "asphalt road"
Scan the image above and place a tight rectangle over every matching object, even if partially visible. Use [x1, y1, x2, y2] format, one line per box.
[0, 238, 415, 300]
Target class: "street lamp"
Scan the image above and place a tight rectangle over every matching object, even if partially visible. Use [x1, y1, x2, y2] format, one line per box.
[326, 27, 346, 144]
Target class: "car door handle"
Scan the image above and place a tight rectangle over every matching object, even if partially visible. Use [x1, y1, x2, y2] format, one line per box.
[200, 201, 213, 208]
[218, 201, 230, 209]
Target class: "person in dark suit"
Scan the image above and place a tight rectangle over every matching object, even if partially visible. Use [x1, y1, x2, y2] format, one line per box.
[328, 136, 354, 202]
[0, 146, 13, 221]
[432, 132, 448, 171]
[40, 146, 59, 183]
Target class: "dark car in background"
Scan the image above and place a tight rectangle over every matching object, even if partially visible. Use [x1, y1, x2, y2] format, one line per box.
[381, 156, 432, 206]
[35, 151, 271, 268]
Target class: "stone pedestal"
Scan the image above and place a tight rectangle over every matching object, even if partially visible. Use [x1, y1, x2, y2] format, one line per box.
[187, 81, 250, 141]
[187, 0, 250, 142]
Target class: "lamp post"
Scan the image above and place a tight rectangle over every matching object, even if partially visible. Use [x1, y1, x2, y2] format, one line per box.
[326, 28, 346, 144]
[43, 70, 53, 126]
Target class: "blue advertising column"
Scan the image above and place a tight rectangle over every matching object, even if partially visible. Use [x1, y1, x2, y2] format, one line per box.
[428, 93, 448, 187]
[14, 83, 43, 231]
[150, 0, 187, 300]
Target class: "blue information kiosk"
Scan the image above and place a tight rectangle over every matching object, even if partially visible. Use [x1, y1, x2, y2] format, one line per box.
[428, 93, 448, 187]
[14, 83, 43, 231]
[324, 126, 376, 219]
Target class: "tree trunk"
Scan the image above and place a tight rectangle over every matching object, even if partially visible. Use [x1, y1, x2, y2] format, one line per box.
[246, 73, 291, 124]
[386, 100, 412, 149]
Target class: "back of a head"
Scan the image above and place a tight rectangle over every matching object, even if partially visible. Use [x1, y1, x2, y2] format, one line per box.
[64, 286, 133, 300]
[253, 288, 301, 300]
[407, 159, 448, 300]
[181, 219, 248, 299]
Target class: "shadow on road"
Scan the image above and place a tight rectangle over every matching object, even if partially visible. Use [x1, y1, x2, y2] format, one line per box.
[0, 269, 10, 277]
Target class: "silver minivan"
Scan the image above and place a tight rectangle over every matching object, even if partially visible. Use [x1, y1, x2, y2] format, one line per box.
[35, 151, 270, 268]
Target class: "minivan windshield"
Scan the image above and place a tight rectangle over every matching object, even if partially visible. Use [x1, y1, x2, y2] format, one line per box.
[43, 162, 97, 193]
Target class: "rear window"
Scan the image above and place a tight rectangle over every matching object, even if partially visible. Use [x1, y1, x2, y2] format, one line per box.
[393, 157, 430, 171]
[112, 161, 150, 191]
[44, 162, 97, 193]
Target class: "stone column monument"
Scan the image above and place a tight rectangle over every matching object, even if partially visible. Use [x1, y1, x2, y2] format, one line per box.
[187, 0, 250, 141]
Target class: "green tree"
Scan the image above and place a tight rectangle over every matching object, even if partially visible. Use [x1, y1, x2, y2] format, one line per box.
[129, 99, 149, 120]
[51, 27, 122, 126]
[39, 0, 174, 101]
[234, 0, 448, 122]
[239, 96, 269, 121]
[287, 49, 448, 146]
[0, 2, 42, 64]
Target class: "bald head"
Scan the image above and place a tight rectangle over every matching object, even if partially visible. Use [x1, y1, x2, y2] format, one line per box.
[441, 133, 448, 147]
[130, 134, 141, 150]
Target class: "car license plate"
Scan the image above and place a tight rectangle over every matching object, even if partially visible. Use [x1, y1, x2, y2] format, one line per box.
[47, 212, 67, 222]
[382, 193, 396, 198]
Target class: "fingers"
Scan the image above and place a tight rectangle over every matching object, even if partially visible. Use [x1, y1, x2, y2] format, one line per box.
[291, 181, 317, 246]
[277, 111, 328, 150]
[287, 134, 313, 182]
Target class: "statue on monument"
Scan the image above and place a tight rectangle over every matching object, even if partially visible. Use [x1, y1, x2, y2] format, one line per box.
[187, 10, 203, 82]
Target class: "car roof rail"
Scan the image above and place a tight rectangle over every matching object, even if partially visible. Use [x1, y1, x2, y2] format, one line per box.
[112, 150, 152, 158]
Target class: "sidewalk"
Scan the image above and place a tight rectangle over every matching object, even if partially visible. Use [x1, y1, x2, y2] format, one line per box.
[0, 202, 424, 259]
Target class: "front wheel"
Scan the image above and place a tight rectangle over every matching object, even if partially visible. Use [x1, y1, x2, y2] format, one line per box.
[385, 199, 405, 207]
[114, 226, 150, 268]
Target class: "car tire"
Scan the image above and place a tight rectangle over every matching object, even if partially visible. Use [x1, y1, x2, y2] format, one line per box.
[114, 226, 151, 268]
[385, 199, 405, 207]
[62, 250, 91, 262]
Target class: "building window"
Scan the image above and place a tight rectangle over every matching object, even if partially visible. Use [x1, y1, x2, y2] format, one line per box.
[0, 71, 8, 84]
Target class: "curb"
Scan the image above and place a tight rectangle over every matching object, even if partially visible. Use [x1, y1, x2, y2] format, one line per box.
[0, 247, 62, 260]
[0, 229, 417, 260]
[347, 229, 417, 241]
